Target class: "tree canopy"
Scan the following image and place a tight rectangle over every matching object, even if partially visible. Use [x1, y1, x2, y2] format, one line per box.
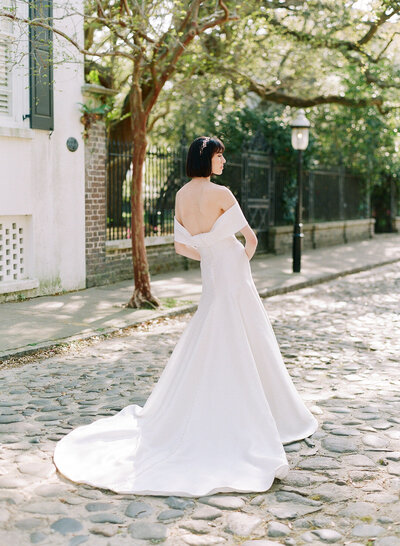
[2, 0, 399, 306]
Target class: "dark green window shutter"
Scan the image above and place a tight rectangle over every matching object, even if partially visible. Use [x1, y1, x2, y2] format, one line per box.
[29, 0, 53, 130]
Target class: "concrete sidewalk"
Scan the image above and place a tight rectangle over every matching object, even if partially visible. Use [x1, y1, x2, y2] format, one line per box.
[1, 233, 399, 360]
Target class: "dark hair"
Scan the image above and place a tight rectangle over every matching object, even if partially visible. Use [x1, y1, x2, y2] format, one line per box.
[186, 136, 225, 178]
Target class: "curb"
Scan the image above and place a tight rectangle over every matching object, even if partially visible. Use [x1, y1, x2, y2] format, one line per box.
[257, 257, 400, 298]
[1, 257, 399, 363]
[0, 303, 198, 363]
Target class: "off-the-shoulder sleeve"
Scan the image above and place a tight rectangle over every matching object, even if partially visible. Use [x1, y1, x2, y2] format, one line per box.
[174, 217, 198, 248]
[229, 202, 249, 234]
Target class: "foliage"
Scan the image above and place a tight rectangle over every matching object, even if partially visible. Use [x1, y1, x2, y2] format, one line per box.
[85, 69, 101, 85]
[140, 0, 400, 189]
[78, 100, 112, 117]
[78, 99, 113, 139]
[310, 103, 400, 184]
[200, 106, 296, 164]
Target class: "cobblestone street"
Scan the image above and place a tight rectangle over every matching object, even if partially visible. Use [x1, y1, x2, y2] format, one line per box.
[1, 262, 399, 545]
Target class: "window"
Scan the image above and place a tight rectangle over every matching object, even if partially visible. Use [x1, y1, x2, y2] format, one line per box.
[0, 0, 53, 130]
[0, 0, 14, 117]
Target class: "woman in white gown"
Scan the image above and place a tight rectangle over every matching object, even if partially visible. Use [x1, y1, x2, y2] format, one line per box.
[53, 136, 318, 497]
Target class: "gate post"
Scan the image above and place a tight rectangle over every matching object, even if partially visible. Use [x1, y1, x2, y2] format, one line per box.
[81, 83, 116, 287]
[308, 171, 315, 224]
[179, 126, 187, 187]
[241, 149, 249, 218]
[338, 164, 346, 221]
[390, 177, 398, 232]
[268, 152, 275, 227]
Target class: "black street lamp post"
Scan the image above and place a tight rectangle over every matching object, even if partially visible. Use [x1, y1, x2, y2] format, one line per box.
[293, 148, 304, 273]
[290, 109, 310, 273]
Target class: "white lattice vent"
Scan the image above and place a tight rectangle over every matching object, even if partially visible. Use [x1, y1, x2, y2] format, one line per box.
[0, 215, 37, 297]
[0, 222, 26, 282]
[0, 218, 26, 282]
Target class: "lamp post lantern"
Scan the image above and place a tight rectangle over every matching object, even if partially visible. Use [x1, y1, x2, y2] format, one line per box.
[290, 109, 310, 273]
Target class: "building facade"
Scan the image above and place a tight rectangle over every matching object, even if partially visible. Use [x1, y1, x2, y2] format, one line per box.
[0, 0, 85, 301]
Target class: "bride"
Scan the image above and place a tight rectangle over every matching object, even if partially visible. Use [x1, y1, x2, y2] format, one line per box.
[53, 136, 318, 497]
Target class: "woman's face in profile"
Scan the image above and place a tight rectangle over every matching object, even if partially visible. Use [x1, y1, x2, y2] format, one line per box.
[211, 151, 226, 176]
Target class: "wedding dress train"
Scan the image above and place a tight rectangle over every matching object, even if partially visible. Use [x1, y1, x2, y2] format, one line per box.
[53, 201, 318, 497]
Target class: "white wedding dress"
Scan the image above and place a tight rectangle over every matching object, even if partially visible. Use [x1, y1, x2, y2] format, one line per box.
[53, 201, 318, 497]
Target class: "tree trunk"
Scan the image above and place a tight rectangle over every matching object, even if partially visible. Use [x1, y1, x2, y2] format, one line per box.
[126, 113, 161, 309]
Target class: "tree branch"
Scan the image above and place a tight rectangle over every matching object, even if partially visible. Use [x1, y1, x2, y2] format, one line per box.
[95, 0, 106, 19]
[197, 0, 232, 33]
[0, 11, 138, 60]
[229, 69, 393, 112]
[261, 5, 400, 64]
[357, 7, 398, 46]
[375, 31, 400, 61]
[152, 0, 201, 66]
[89, 2, 137, 52]
[259, 90, 384, 110]
[147, 103, 171, 132]
[121, 0, 132, 17]
[365, 69, 400, 90]
[144, 0, 236, 116]
[137, 30, 156, 44]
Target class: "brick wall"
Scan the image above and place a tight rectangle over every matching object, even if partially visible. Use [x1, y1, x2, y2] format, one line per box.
[84, 113, 200, 287]
[85, 119, 108, 287]
[94, 244, 198, 286]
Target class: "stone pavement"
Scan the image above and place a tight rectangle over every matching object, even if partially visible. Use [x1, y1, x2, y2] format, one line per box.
[1, 233, 399, 360]
[0, 262, 399, 545]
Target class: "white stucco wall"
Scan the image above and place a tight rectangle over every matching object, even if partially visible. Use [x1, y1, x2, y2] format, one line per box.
[0, 0, 86, 296]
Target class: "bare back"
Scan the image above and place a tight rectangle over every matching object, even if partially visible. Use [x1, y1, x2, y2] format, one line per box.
[175, 181, 235, 237]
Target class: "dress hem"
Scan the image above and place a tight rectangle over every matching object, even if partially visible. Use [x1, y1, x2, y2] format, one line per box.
[281, 418, 319, 446]
[53, 457, 290, 498]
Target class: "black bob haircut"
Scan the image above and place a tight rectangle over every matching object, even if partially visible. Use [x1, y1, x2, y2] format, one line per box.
[186, 136, 225, 178]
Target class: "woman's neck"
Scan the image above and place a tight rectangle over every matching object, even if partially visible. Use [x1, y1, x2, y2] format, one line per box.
[190, 176, 211, 183]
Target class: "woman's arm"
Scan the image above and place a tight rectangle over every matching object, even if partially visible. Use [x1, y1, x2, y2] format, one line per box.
[240, 224, 258, 260]
[221, 187, 258, 260]
[174, 241, 201, 261]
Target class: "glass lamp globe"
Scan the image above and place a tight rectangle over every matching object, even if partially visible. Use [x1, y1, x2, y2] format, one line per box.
[290, 109, 310, 151]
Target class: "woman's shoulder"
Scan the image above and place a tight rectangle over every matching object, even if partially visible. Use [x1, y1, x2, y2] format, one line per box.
[206, 183, 235, 199]
[176, 182, 235, 207]
[218, 186, 237, 208]
[200, 183, 236, 208]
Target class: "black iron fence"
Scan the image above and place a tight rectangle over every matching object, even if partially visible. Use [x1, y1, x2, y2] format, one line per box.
[106, 141, 368, 241]
[107, 141, 132, 240]
[303, 167, 369, 223]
